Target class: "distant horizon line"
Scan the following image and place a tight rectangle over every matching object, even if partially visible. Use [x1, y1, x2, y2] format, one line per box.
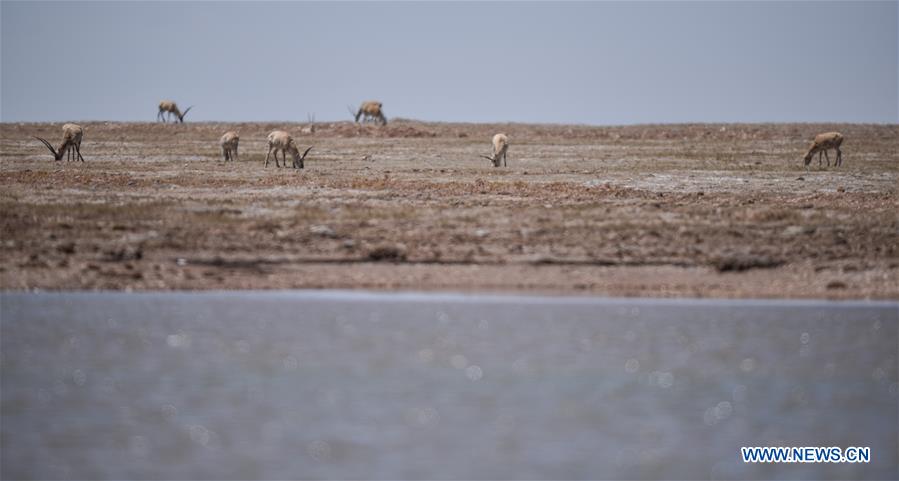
[2, 118, 897, 127]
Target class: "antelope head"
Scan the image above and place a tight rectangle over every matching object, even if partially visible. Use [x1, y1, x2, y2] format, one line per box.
[480, 154, 500, 167]
[293, 146, 313, 169]
[177, 106, 193, 123]
[34, 136, 63, 161]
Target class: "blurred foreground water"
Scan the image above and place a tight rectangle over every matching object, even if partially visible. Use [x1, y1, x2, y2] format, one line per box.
[1, 291, 897, 480]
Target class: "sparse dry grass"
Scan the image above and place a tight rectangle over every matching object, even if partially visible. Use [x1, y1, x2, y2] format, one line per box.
[1, 120, 897, 297]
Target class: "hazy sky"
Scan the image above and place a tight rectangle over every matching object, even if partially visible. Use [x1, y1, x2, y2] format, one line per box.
[1, 1, 896, 124]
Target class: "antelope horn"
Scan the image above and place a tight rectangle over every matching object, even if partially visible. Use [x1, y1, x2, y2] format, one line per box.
[479, 155, 495, 162]
[179, 106, 193, 121]
[300, 146, 313, 159]
[34, 136, 59, 158]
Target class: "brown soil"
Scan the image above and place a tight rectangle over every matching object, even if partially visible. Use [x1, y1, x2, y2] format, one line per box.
[1, 120, 897, 298]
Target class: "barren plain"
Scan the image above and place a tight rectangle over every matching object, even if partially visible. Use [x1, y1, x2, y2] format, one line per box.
[1, 120, 896, 298]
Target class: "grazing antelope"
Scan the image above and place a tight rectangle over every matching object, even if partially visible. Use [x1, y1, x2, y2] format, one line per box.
[300, 113, 316, 134]
[157, 100, 193, 123]
[480, 133, 509, 167]
[350, 101, 387, 125]
[220, 131, 239, 162]
[34, 123, 84, 162]
[803, 132, 844, 170]
[265, 130, 313, 169]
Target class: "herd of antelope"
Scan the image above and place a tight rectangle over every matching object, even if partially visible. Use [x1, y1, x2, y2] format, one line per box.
[34, 99, 846, 171]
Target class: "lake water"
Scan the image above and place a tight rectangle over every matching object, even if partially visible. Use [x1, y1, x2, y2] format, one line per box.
[1, 291, 897, 479]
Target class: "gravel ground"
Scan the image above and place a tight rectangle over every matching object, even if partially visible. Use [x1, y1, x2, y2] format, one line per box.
[1, 120, 896, 298]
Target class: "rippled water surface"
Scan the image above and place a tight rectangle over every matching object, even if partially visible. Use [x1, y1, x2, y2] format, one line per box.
[2, 292, 897, 479]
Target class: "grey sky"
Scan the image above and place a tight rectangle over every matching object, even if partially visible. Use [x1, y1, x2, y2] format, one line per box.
[1, 1, 896, 124]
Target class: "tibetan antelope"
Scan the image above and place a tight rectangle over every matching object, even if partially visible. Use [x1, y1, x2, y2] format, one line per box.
[300, 113, 316, 134]
[265, 131, 313, 169]
[349, 101, 387, 125]
[220, 131, 239, 162]
[157, 100, 193, 123]
[803, 132, 844, 170]
[480, 133, 509, 167]
[34, 123, 84, 162]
